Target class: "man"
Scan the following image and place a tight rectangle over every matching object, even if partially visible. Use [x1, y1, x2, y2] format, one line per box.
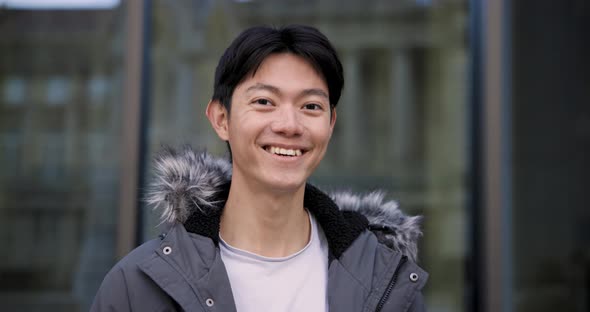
[92, 25, 428, 311]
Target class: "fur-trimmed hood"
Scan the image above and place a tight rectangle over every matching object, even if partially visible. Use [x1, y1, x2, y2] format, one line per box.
[146, 146, 423, 261]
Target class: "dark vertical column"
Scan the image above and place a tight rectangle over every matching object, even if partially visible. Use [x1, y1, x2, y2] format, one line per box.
[482, 0, 513, 311]
[135, 0, 152, 246]
[467, 1, 483, 311]
[118, 0, 147, 259]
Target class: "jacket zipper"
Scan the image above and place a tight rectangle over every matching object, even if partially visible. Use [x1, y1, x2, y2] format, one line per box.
[374, 255, 408, 312]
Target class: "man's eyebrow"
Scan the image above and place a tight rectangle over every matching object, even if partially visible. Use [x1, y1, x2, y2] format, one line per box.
[300, 88, 329, 100]
[245, 83, 329, 100]
[245, 83, 280, 95]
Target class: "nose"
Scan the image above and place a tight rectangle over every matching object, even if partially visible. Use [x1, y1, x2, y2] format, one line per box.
[270, 106, 303, 137]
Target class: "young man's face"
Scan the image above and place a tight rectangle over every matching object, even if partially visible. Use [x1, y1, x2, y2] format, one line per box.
[207, 53, 336, 193]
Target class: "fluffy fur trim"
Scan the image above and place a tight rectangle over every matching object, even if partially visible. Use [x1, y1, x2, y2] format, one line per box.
[146, 146, 231, 223]
[329, 191, 423, 262]
[146, 146, 422, 261]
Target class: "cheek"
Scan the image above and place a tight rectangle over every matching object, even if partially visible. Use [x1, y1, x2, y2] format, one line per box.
[317, 119, 334, 139]
[311, 128, 333, 150]
[227, 114, 263, 143]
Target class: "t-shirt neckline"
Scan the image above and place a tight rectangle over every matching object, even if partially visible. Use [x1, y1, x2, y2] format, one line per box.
[218, 209, 316, 263]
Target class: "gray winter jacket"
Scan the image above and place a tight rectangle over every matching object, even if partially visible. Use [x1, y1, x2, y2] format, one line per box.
[91, 148, 428, 311]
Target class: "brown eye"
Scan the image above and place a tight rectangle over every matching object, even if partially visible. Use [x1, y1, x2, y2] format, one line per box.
[304, 103, 322, 110]
[255, 99, 270, 105]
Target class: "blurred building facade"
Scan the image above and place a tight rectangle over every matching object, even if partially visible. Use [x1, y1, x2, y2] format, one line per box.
[0, 5, 125, 311]
[0, 0, 587, 312]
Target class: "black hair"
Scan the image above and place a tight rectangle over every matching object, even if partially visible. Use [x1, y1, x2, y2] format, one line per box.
[212, 24, 344, 110]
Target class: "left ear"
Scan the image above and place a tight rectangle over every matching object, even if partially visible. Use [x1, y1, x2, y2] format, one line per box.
[329, 107, 337, 132]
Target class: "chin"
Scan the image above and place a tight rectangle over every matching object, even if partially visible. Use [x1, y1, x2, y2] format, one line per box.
[263, 175, 307, 193]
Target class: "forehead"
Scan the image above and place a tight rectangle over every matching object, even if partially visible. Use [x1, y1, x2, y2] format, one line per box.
[236, 53, 328, 94]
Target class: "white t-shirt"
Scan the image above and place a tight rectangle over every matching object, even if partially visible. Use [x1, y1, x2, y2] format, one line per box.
[219, 211, 329, 312]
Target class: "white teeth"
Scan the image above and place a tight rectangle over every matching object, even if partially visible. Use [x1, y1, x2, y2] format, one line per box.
[267, 146, 302, 157]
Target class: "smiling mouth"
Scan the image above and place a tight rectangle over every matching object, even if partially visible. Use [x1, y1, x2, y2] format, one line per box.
[263, 145, 305, 157]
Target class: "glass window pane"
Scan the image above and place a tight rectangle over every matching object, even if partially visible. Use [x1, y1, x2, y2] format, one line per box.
[0, 5, 126, 312]
[511, 1, 590, 311]
[45, 76, 72, 106]
[144, 1, 469, 311]
[2, 77, 27, 105]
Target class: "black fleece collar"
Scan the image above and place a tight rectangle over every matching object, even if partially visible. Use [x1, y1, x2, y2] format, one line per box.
[182, 182, 369, 259]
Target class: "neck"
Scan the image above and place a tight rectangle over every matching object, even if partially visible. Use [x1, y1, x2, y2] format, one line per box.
[220, 173, 310, 258]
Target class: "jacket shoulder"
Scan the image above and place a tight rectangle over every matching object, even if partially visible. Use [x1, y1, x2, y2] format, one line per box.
[90, 238, 172, 311]
[115, 238, 163, 271]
